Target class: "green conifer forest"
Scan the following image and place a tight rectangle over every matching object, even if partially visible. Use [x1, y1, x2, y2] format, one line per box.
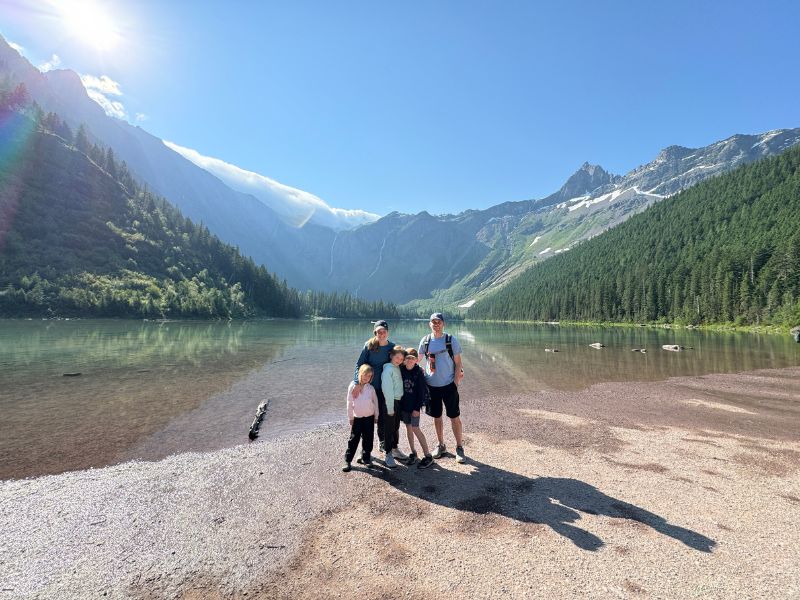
[469, 145, 800, 327]
[0, 97, 397, 320]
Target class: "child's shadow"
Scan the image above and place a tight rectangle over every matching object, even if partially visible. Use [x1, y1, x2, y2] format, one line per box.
[367, 459, 715, 552]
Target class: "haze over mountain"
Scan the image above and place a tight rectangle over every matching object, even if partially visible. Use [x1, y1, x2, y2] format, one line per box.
[2, 33, 798, 310]
[0, 34, 370, 289]
[164, 140, 378, 231]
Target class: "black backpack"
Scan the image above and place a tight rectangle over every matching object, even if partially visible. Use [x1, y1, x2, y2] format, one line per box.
[422, 333, 455, 361]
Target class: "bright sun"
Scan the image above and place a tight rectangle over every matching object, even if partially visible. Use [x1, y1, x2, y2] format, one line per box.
[60, 1, 121, 51]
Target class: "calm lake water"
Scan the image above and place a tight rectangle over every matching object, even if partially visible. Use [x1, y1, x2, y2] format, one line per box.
[1, 318, 798, 480]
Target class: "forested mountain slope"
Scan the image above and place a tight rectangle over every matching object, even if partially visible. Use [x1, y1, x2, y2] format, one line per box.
[0, 104, 398, 319]
[468, 145, 800, 327]
[0, 108, 303, 318]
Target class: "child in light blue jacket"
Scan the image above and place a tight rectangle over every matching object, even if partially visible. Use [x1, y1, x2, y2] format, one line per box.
[381, 346, 407, 468]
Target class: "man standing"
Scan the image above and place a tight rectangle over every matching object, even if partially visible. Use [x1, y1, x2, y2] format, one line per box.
[419, 313, 466, 463]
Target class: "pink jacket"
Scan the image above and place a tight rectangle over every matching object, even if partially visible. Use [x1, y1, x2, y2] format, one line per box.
[347, 382, 378, 419]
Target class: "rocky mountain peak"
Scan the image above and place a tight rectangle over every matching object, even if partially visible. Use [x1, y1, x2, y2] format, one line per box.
[559, 162, 613, 199]
[655, 145, 693, 162]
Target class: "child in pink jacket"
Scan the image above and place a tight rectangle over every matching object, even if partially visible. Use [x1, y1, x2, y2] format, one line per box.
[343, 364, 379, 471]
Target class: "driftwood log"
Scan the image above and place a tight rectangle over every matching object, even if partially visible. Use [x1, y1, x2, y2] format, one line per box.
[248, 400, 270, 440]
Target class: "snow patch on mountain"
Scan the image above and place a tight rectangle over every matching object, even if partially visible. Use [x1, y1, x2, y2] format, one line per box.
[528, 235, 542, 247]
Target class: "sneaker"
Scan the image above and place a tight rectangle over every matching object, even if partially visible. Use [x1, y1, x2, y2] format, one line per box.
[455, 446, 466, 464]
[379, 441, 386, 453]
[392, 448, 409, 461]
[432, 444, 447, 459]
[342, 462, 352, 472]
[384, 453, 397, 468]
[417, 455, 434, 469]
[405, 451, 418, 466]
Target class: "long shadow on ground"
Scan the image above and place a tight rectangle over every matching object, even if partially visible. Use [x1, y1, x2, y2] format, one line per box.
[367, 458, 716, 552]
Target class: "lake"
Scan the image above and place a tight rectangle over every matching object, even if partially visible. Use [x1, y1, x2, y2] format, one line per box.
[1, 318, 798, 480]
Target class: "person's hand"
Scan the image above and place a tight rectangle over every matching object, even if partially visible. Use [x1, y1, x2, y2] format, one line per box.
[374, 417, 378, 423]
[352, 383, 363, 397]
[455, 370, 464, 386]
[349, 417, 354, 426]
[412, 410, 420, 417]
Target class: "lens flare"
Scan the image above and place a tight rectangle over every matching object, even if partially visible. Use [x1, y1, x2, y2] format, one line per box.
[0, 112, 37, 251]
[59, 1, 121, 51]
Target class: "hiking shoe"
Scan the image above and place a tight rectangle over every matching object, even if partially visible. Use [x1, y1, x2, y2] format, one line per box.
[406, 451, 418, 466]
[392, 448, 409, 461]
[432, 444, 447, 459]
[455, 446, 466, 464]
[418, 455, 434, 469]
[384, 453, 397, 468]
[342, 462, 352, 472]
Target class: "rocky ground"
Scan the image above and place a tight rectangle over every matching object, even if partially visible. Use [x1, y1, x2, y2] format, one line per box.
[2, 367, 799, 599]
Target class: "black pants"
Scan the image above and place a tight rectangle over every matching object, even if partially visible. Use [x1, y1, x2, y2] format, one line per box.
[383, 400, 402, 453]
[376, 388, 386, 444]
[345, 416, 375, 463]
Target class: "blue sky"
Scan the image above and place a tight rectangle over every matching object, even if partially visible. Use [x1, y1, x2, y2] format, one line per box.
[2, 0, 800, 216]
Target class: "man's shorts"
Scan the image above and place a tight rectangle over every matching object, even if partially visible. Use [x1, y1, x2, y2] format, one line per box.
[425, 382, 460, 419]
[400, 411, 421, 427]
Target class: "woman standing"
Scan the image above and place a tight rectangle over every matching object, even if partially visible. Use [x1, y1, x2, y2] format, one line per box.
[352, 320, 408, 466]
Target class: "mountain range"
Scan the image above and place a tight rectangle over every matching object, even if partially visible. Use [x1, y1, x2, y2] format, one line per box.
[2, 34, 799, 311]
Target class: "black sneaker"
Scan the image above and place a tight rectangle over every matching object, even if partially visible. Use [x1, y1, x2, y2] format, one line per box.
[418, 455, 434, 469]
[342, 462, 352, 472]
[406, 451, 418, 466]
[455, 446, 466, 464]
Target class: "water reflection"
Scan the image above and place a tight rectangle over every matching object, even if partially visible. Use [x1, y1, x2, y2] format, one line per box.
[1, 319, 797, 480]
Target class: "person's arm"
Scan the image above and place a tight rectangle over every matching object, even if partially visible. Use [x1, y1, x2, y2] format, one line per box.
[381, 364, 393, 404]
[412, 369, 426, 415]
[383, 365, 396, 416]
[418, 340, 429, 373]
[354, 346, 368, 383]
[352, 345, 368, 395]
[454, 353, 463, 386]
[346, 382, 354, 424]
[371, 386, 379, 422]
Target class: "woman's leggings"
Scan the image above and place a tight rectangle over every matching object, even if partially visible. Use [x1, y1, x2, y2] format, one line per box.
[376, 388, 386, 444]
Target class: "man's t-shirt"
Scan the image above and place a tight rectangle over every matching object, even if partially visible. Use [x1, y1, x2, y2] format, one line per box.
[418, 333, 462, 388]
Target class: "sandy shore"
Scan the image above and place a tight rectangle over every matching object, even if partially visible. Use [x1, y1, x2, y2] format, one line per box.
[2, 367, 799, 599]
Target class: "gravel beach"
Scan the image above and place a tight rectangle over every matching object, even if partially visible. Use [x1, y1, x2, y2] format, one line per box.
[2, 367, 799, 599]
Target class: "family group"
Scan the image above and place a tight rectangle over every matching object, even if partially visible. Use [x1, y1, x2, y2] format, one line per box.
[343, 313, 465, 472]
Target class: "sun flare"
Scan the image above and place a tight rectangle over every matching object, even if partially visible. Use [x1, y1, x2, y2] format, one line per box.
[59, 1, 121, 51]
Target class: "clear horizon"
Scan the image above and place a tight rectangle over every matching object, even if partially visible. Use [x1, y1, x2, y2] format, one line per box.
[2, 0, 799, 217]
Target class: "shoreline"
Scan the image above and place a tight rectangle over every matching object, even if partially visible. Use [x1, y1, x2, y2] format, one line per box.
[2, 315, 794, 337]
[2, 366, 799, 598]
